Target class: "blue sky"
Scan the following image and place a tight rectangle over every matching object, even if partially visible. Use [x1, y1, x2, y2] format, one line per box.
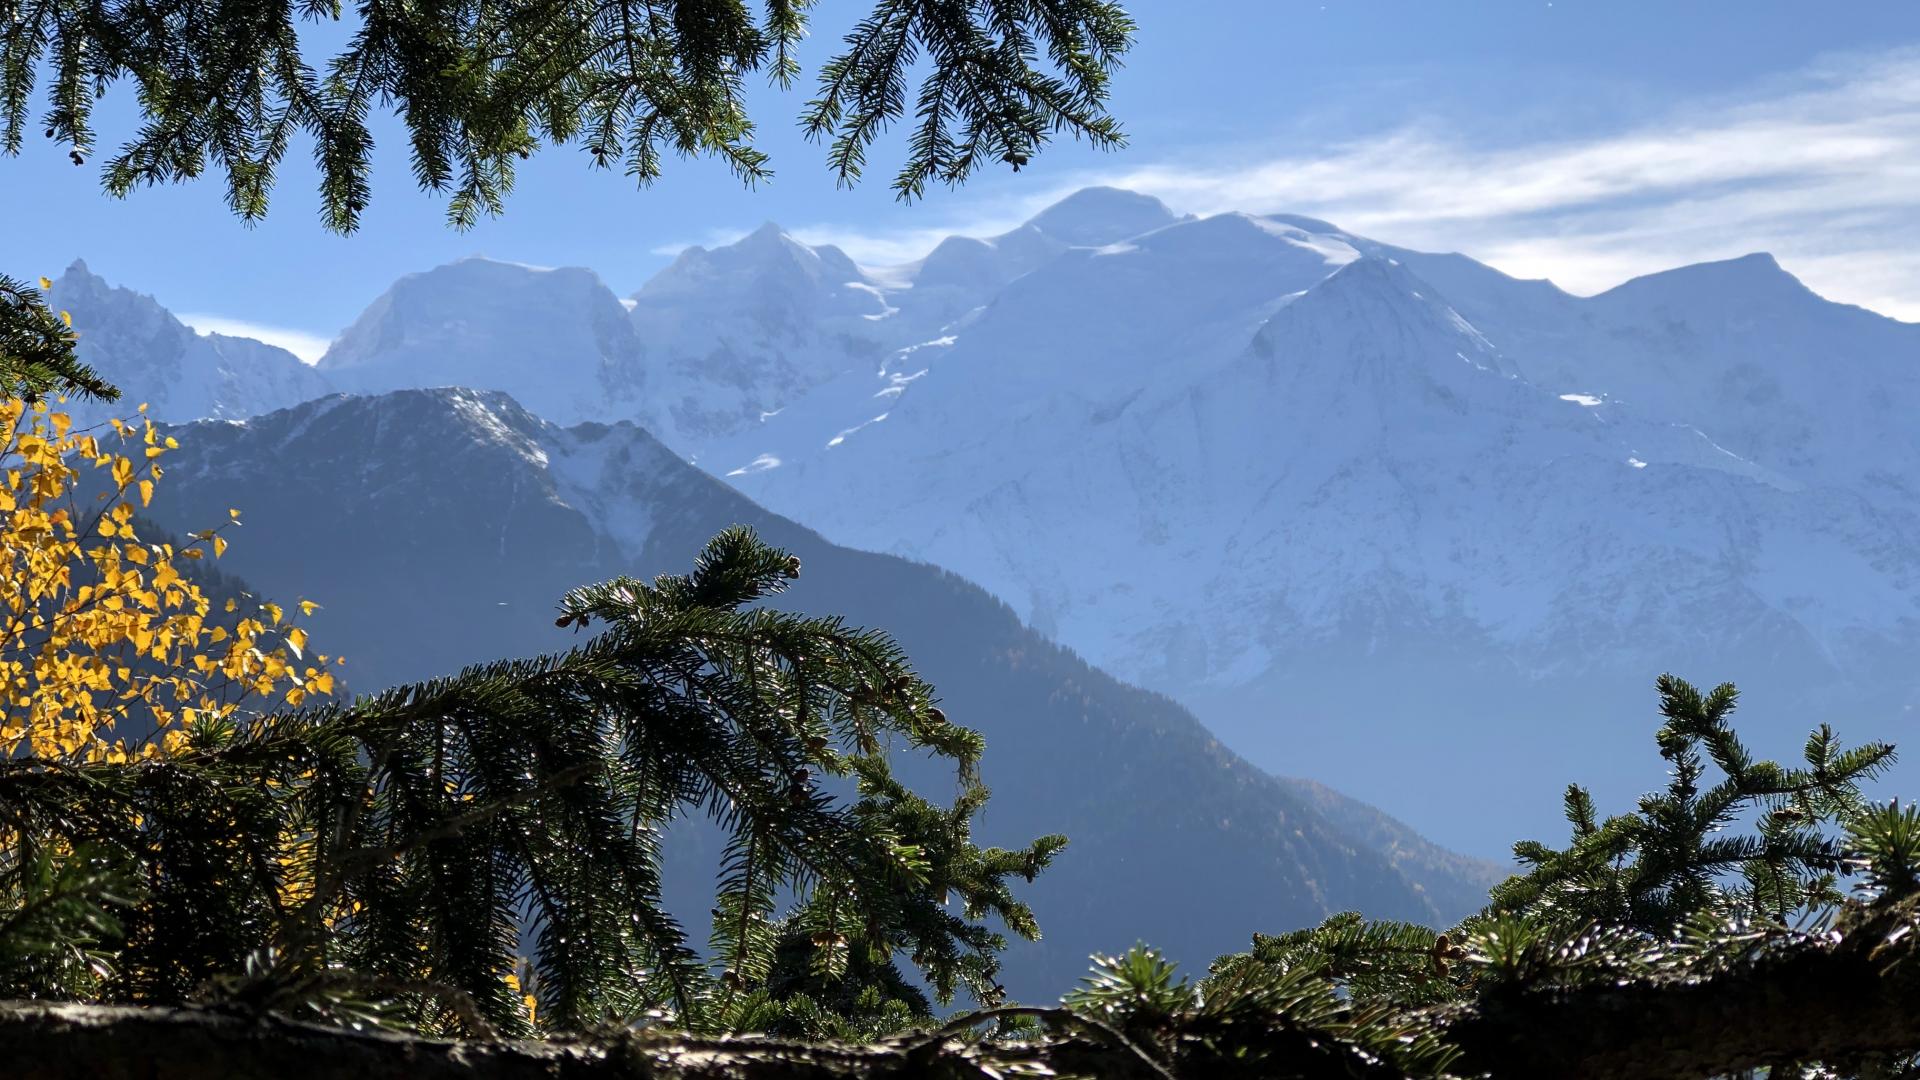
[4, 0, 1919, 359]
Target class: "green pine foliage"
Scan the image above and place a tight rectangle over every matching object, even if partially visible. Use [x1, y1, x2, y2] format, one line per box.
[0, 276, 116, 403]
[0, 844, 137, 999]
[0, 0, 1133, 231]
[1492, 674, 1893, 931]
[1062, 941, 1462, 1079]
[1848, 798, 1920, 897]
[0, 527, 1063, 1038]
[1169, 673, 1917, 1079]
[1207, 912, 1462, 1009]
[1200, 672, 1896, 1012]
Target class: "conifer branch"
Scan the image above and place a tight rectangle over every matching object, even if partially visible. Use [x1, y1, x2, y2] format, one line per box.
[0, 0, 1135, 230]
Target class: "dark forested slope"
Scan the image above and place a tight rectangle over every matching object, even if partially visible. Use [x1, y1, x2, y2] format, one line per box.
[147, 388, 1500, 998]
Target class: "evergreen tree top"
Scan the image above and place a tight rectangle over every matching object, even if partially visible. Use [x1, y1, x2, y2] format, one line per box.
[0, 0, 1134, 231]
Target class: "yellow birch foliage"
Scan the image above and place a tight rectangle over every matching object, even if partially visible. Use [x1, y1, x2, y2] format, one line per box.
[0, 396, 336, 763]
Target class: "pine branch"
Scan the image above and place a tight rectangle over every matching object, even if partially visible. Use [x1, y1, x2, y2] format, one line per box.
[3, 0, 1135, 230]
[0, 277, 117, 402]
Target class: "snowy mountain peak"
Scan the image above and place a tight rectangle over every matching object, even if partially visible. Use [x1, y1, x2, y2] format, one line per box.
[891, 188, 1180, 302]
[727, 220, 848, 267]
[232, 387, 579, 475]
[54, 258, 150, 305]
[45, 262, 332, 426]
[1284, 254, 1454, 315]
[910, 235, 1005, 292]
[636, 223, 872, 305]
[743, 220, 792, 244]
[372, 384, 541, 429]
[1113, 210, 1358, 269]
[317, 258, 623, 370]
[316, 257, 647, 426]
[49, 262, 196, 376]
[397, 387, 551, 460]
[1595, 251, 1811, 309]
[1252, 256, 1514, 384]
[625, 222, 914, 448]
[1021, 186, 1183, 247]
[325, 257, 624, 330]
[332, 256, 608, 315]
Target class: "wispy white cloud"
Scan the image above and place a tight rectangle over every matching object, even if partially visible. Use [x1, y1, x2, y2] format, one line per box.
[176, 314, 335, 364]
[1097, 46, 1920, 319]
[765, 46, 1920, 321]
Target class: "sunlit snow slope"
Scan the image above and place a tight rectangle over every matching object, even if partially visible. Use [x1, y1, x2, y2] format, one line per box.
[695, 196, 1920, 854]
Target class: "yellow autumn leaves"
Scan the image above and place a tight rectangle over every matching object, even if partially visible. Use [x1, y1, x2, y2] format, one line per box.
[0, 396, 337, 763]
[34, 275, 72, 331]
[504, 970, 539, 1025]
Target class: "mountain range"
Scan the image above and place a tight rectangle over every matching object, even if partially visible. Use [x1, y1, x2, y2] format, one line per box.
[46, 261, 332, 426]
[38, 185, 1920, 856]
[136, 387, 1500, 1001]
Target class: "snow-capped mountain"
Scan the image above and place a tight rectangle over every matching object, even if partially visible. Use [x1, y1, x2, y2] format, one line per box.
[1474, 253, 1920, 485]
[629, 224, 906, 449]
[902, 186, 1189, 326]
[46, 260, 333, 423]
[40, 189, 1193, 455]
[303, 238, 908, 452]
[627, 188, 1186, 450]
[300, 189, 1191, 456]
[144, 387, 1501, 1000]
[42, 186, 1920, 854]
[317, 256, 653, 428]
[704, 198, 1920, 854]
